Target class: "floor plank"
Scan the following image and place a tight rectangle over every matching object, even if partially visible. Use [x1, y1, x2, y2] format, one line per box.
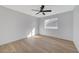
[0, 35, 77, 53]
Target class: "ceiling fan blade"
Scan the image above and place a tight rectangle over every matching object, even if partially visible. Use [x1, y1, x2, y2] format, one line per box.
[43, 10, 52, 12]
[32, 9, 39, 11]
[42, 12, 45, 15]
[36, 12, 40, 15]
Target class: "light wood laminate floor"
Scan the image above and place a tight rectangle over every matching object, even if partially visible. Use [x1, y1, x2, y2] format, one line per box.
[0, 35, 77, 53]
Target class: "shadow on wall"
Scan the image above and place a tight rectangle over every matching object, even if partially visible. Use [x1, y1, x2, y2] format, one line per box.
[73, 6, 79, 51]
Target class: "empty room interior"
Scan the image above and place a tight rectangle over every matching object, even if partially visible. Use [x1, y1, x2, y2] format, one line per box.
[0, 5, 79, 53]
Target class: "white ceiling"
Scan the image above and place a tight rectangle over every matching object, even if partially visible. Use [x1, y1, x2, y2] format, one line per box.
[3, 5, 75, 17]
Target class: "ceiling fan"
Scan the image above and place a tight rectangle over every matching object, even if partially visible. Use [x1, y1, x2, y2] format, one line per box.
[32, 5, 52, 15]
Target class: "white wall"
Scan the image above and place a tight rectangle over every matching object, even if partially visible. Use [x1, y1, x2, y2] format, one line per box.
[73, 6, 79, 51]
[0, 6, 37, 45]
[39, 11, 73, 41]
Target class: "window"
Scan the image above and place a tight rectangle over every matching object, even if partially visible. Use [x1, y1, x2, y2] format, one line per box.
[44, 18, 58, 29]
